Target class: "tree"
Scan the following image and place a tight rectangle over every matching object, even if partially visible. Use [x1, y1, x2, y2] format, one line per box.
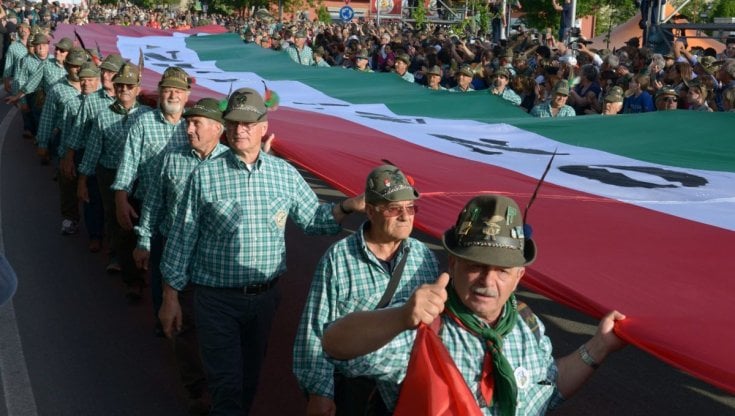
[712, 0, 735, 18]
[519, 0, 637, 36]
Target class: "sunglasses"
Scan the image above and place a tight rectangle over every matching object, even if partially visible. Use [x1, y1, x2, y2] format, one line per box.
[379, 205, 418, 217]
[663, 97, 678, 103]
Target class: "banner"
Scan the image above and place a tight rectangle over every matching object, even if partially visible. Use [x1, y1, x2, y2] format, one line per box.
[55, 24, 735, 395]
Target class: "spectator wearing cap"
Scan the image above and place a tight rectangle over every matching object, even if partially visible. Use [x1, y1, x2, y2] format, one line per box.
[313, 46, 330, 68]
[394, 53, 414, 83]
[601, 86, 624, 115]
[8, 36, 73, 106]
[3, 22, 31, 94]
[489, 68, 522, 105]
[354, 49, 373, 73]
[159, 87, 364, 415]
[449, 65, 474, 92]
[530, 80, 576, 117]
[685, 80, 713, 112]
[134, 98, 233, 414]
[111, 66, 192, 303]
[285, 29, 314, 66]
[294, 165, 438, 416]
[425, 65, 445, 90]
[654, 86, 678, 111]
[33, 47, 87, 235]
[623, 73, 654, 113]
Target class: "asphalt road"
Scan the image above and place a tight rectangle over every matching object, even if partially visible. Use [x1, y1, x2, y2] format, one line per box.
[0, 102, 733, 416]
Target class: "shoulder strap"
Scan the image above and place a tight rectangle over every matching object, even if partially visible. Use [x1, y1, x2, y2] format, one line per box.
[516, 300, 541, 344]
[375, 246, 410, 309]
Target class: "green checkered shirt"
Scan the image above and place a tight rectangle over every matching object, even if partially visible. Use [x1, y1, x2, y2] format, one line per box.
[161, 150, 342, 291]
[491, 88, 523, 106]
[20, 57, 66, 95]
[78, 103, 152, 176]
[134, 143, 230, 251]
[56, 91, 86, 158]
[293, 223, 439, 398]
[285, 45, 315, 66]
[3, 40, 28, 79]
[36, 79, 80, 150]
[332, 306, 565, 415]
[65, 89, 116, 151]
[530, 102, 576, 118]
[111, 108, 189, 200]
[13, 54, 43, 99]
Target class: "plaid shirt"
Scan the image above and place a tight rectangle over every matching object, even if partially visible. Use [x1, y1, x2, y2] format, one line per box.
[332, 308, 565, 415]
[20, 57, 66, 95]
[3, 40, 28, 79]
[293, 224, 439, 398]
[111, 109, 188, 200]
[161, 150, 342, 291]
[530, 102, 576, 118]
[78, 103, 152, 176]
[65, 89, 116, 151]
[491, 88, 523, 106]
[134, 143, 230, 251]
[36, 79, 80, 150]
[56, 91, 86, 158]
[13, 54, 44, 99]
[285, 44, 315, 66]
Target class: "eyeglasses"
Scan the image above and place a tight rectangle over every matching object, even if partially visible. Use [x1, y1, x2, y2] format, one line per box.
[663, 97, 678, 103]
[379, 205, 418, 217]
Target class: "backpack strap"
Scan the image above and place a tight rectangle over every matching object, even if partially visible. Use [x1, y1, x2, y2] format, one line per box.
[516, 300, 541, 344]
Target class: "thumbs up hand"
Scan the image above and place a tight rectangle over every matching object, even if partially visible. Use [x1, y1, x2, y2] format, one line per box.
[402, 273, 450, 328]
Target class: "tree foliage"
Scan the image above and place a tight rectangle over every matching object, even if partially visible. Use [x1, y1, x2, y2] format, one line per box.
[712, 0, 735, 18]
[519, 0, 637, 36]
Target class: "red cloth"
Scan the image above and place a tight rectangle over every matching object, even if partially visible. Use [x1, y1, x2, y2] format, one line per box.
[394, 322, 483, 416]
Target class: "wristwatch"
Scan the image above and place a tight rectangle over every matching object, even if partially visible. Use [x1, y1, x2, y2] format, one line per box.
[577, 344, 600, 369]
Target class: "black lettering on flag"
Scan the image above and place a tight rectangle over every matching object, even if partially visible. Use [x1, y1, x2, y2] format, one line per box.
[207, 78, 239, 83]
[144, 52, 183, 62]
[292, 102, 350, 107]
[167, 51, 179, 60]
[432, 134, 567, 156]
[356, 111, 426, 124]
[559, 165, 708, 188]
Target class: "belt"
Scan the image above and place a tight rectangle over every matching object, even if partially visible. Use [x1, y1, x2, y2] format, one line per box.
[214, 277, 280, 296]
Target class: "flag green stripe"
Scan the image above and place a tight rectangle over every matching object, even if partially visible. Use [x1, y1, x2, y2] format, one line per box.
[187, 34, 735, 173]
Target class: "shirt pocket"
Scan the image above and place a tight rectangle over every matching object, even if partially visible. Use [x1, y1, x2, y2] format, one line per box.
[203, 199, 241, 236]
[337, 292, 384, 315]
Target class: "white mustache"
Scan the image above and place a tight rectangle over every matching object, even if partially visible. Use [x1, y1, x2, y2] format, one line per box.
[471, 287, 498, 297]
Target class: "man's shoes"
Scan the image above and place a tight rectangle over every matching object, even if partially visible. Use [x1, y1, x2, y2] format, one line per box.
[106, 258, 122, 274]
[88, 239, 102, 253]
[61, 219, 78, 235]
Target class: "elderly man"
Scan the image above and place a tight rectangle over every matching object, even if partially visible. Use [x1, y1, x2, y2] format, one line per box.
[6, 36, 73, 105]
[601, 86, 624, 115]
[111, 66, 191, 303]
[530, 81, 576, 117]
[450, 65, 474, 92]
[286, 30, 314, 66]
[159, 88, 363, 415]
[3, 22, 31, 94]
[354, 50, 373, 73]
[134, 98, 231, 414]
[685, 80, 713, 112]
[654, 86, 679, 111]
[294, 165, 439, 416]
[10, 33, 51, 140]
[425, 65, 445, 91]
[489, 68, 521, 105]
[77, 64, 152, 301]
[394, 53, 414, 83]
[323, 195, 626, 415]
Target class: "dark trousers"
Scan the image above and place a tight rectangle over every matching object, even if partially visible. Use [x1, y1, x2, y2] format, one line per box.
[58, 167, 80, 223]
[173, 284, 208, 399]
[194, 284, 280, 416]
[77, 151, 104, 240]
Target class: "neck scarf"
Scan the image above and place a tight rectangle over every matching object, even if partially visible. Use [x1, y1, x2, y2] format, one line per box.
[444, 284, 519, 416]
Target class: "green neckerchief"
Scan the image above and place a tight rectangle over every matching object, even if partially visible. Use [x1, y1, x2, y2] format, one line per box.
[109, 100, 140, 118]
[445, 283, 518, 416]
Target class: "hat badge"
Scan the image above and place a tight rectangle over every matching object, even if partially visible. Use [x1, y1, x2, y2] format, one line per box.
[482, 215, 504, 239]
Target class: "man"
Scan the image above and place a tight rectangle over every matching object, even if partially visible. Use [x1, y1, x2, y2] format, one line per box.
[685, 80, 713, 112]
[654, 86, 678, 111]
[530, 81, 576, 117]
[313, 46, 330, 68]
[10, 32, 49, 140]
[354, 49, 373, 73]
[111, 66, 192, 302]
[6, 36, 73, 105]
[294, 165, 439, 416]
[77, 64, 152, 302]
[134, 98, 231, 414]
[716, 59, 735, 112]
[62, 53, 124, 254]
[450, 65, 475, 92]
[3, 21, 31, 94]
[323, 195, 627, 415]
[159, 88, 363, 415]
[489, 68, 521, 105]
[286, 30, 314, 66]
[425, 65, 445, 90]
[34, 47, 87, 235]
[552, 0, 573, 42]
[393, 53, 414, 83]
[601, 86, 624, 115]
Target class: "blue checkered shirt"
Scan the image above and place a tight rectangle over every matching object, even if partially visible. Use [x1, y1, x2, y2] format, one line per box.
[13, 54, 43, 99]
[65, 89, 116, 151]
[111, 109, 189, 200]
[530, 102, 576, 118]
[134, 143, 230, 251]
[161, 150, 342, 291]
[293, 223, 439, 398]
[286, 44, 315, 66]
[36, 79, 80, 151]
[491, 88, 523, 106]
[331, 306, 565, 415]
[20, 57, 66, 95]
[3, 40, 28, 79]
[78, 103, 152, 176]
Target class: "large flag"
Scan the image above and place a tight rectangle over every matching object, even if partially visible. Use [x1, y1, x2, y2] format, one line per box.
[57, 24, 735, 395]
